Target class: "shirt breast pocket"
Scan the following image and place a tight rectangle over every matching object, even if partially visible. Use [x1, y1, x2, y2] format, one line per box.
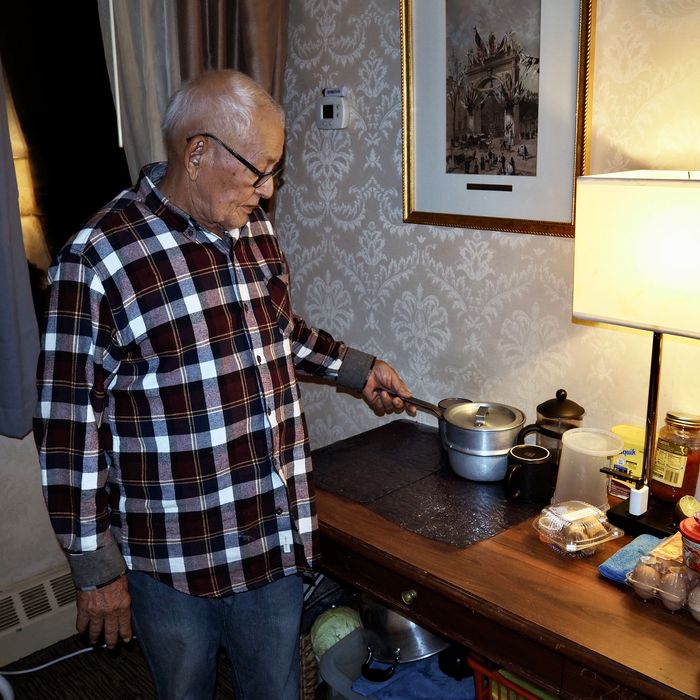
[265, 272, 293, 338]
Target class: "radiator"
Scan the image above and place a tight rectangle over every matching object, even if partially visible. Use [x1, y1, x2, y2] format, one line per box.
[0, 566, 77, 666]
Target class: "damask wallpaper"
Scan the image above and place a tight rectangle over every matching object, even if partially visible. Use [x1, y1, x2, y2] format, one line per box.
[277, 0, 700, 450]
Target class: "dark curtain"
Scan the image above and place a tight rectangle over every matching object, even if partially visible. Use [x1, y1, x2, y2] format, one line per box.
[0, 5, 130, 438]
[0, 3, 131, 258]
[0, 59, 39, 438]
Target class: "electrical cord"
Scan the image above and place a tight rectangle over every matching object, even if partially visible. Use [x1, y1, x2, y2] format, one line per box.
[0, 644, 104, 675]
[0, 636, 137, 700]
[0, 674, 14, 700]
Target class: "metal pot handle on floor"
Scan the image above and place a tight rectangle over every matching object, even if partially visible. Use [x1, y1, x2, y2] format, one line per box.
[361, 645, 400, 682]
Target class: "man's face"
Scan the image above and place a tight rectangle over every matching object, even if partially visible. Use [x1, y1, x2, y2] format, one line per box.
[187, 114, 284, 234]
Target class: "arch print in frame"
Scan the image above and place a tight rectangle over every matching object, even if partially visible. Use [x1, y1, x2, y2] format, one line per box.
[400, 0, 595, 237]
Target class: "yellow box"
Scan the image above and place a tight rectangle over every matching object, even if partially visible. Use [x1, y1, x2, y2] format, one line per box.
[609, 425, 645, 497]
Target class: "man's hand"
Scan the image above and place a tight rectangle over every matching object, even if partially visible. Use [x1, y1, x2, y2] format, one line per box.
[362, 360, 417, 417]
[76, 574, 132, 649]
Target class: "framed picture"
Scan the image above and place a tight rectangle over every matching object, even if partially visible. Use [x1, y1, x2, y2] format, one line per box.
[400, 0, 595, 237]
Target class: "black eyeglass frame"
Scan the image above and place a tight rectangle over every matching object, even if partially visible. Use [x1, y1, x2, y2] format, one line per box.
[185, 132, 282, 188]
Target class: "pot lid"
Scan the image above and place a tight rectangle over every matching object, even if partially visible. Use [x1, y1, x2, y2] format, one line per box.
[444, 402, 525, 431]
[537, 389, 584, 420]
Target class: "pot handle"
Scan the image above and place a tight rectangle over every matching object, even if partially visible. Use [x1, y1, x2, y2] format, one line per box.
[377, 389, 442, 419]
[361, 645, 400, 682]
[474, 405, 489, 426]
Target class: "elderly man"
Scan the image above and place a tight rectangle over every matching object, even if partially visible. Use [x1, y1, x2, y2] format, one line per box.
[35, 70, 413, 700]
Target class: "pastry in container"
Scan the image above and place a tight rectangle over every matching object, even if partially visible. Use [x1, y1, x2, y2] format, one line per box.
[533, 500, 623, 554]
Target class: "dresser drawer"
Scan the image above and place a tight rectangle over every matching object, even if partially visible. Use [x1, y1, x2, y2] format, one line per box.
[320, 533, 563, 694]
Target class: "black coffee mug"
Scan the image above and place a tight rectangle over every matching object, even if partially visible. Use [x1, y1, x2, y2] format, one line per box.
[505, 444, 553, 503]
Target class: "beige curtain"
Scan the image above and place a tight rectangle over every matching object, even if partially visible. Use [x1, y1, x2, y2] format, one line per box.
[97, 0, 289, 182]
[177, 0, 289, 103]
[175, 0, 289, 217]
[97, 0, 182, 183]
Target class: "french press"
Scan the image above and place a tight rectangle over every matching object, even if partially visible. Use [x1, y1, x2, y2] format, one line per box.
[517, 389, 585, 465]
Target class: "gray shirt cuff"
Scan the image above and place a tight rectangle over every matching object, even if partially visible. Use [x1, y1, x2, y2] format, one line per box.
[66, 536, 127, 590]
[336, 348, 376, 392]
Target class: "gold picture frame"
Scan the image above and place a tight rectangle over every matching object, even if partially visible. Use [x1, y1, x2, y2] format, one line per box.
[400, 0, 595, 237]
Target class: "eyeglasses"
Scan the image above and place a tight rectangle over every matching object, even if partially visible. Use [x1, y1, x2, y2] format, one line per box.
[185, 132, 282, 188]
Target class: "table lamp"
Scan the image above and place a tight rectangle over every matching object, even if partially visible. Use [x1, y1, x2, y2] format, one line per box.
[573, 170, 700, 537]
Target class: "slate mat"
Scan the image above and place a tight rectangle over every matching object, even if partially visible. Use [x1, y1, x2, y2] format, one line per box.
[312, 419, 542, 549]
[312, 420, 442, 503]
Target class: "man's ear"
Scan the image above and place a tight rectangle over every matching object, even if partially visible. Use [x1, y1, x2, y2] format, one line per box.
[185, 137, 206, 179]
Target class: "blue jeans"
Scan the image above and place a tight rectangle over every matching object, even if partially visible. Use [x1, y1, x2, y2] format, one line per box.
[128, 571, 303, 700]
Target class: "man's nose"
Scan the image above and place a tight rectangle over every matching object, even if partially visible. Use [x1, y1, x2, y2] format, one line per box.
[255, 178, 276, 199]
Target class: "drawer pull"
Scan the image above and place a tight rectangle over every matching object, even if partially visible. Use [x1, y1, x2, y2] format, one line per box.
[401, 589, 417, 605]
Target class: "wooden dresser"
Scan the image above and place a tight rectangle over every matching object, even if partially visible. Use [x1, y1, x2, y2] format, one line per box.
[313, 421, 700, 699]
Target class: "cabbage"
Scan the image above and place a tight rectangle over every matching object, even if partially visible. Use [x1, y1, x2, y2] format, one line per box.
[310, 606, 362, 657]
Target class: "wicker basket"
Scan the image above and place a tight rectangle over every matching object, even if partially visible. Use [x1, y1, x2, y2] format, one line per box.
[299, 633, 320, 700]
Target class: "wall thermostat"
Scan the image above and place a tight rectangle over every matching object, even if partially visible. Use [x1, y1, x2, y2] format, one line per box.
[315, 95, 348, 130]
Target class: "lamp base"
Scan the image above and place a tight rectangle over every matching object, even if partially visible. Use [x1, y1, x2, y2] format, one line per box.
[606, 495, 677, 538]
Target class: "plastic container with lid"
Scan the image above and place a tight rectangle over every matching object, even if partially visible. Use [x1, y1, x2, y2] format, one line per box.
[551, 428, 623, 510]
[680, 515, 700, 573]
[626, 532, 700, 621]
[533, 500, 623, 555]
[651, 411, 700, 502]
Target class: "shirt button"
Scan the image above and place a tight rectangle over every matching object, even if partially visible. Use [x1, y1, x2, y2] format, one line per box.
[244, 303, 250, 313]
[256, 354, 262, 364]
[267, 407, 272, 416]
[276, 508, 283, 515]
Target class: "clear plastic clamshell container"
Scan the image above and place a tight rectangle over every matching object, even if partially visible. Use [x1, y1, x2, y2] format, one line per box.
[625, 530, 700, 621]
[627, 554, 700, 619]
[533, 500, 623, 554]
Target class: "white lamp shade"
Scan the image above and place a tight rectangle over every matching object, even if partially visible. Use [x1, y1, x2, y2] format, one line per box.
[573, 171, 700, 339]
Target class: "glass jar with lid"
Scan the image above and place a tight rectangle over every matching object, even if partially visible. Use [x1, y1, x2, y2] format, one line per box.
[650, 411, 700, 502]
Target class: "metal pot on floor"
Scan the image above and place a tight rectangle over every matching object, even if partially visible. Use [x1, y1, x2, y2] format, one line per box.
[359, 594, 449, 682]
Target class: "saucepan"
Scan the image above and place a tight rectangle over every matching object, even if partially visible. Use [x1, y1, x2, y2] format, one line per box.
[385, 391, 525, 481]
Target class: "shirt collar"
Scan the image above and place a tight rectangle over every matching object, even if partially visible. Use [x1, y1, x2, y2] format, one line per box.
[136, 163, 260, 242]
[137, 162, 195, 238]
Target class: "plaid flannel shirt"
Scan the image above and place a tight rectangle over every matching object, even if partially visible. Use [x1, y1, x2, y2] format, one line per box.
[34, 163, 373, 597]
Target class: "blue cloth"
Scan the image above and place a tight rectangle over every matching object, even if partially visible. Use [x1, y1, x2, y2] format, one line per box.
[351, 654, 475, 699]
[598, 534, 663, 583]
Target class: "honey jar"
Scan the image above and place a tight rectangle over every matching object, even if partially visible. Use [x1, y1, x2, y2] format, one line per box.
[650, 411, 700, 502]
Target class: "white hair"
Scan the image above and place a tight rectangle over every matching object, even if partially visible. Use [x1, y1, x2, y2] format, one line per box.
[161, 70, 284, 154]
